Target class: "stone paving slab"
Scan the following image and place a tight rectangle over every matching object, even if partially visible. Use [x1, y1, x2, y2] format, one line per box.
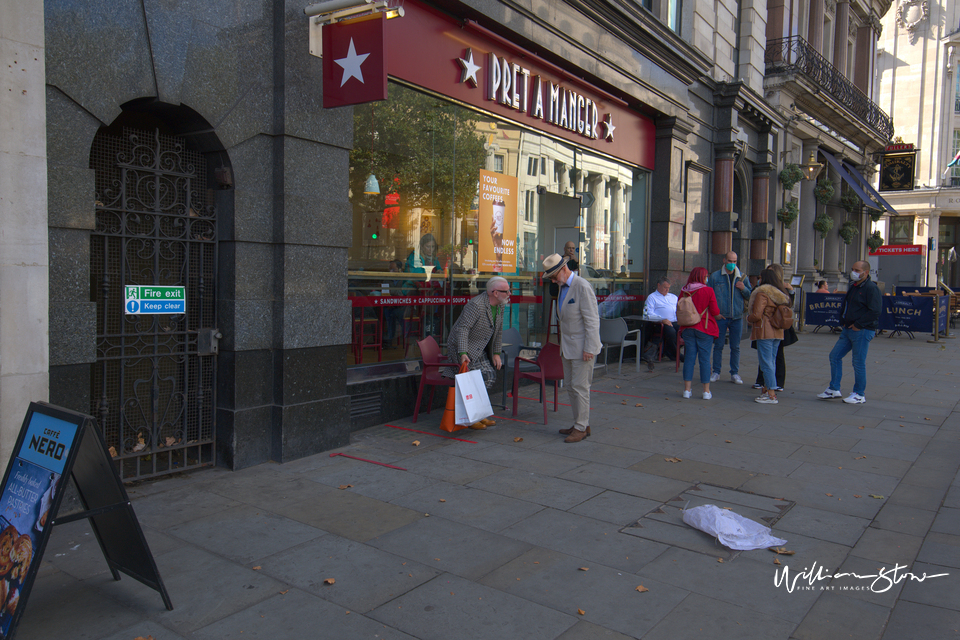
[255, 533, 439, 613]
[850, 527, 924, 566]
[99, 621, 189, 640]
[274, 487, 425, 542]
[391, 449, 505, 485]
[366, 515, 533, 581]
[312, 458, 438, 502]
[368, 572, 578, 640]
[628, 455, 757, 488]
[787, 445, 911, 478]
[467, 467, 605, 510]
[916, 531, 960, 569]
[559, 462, 693, 502]
[638, 546, 820, 623]
[165, 504, 325, 565]
[566, 490, 663, 526]
[870, 503, 937, 537]
[774, 505, 871, 546]
[787, 462, 901, 495]
[641, 592, 796, 640]
[390, 483, 544, 533]
[479, 547, 689, 638]
[533, 438, 653, 469]
[191, 589, 416, 640]
[461, 443, 589, 476]
[676, 443, 803, 477]
[499, 508, 670, 573]
[882, 601, 960, 640]
[829, 554, 907, 609]
[790, 592, 892, 640]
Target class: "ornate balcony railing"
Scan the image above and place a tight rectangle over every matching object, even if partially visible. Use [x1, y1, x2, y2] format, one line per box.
[765, 36, 894, 141]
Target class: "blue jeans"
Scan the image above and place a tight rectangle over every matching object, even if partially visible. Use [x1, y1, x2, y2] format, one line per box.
[683, 329, 715, 384]
[713, 317, 743, 375]
[756, 339, 781, 391]
[828, 327, 876, 396]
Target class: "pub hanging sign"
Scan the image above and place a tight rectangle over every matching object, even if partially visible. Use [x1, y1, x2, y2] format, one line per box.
[879, 146, 916, 192]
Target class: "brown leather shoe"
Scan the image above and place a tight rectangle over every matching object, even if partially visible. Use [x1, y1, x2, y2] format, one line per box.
[558, 426, 591, 436]
[480, 418, 496, 426]
[564, 428, 590, 443]
[468, 421, 487, 430]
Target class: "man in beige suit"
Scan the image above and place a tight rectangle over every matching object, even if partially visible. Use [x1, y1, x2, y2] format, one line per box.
[542, 254, 602, 443]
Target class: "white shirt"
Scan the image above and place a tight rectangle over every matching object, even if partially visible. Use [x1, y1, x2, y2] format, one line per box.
[644, 290, 678, 323]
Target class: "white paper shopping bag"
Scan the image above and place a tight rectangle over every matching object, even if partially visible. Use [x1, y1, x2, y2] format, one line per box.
[454, 369, 493, 425]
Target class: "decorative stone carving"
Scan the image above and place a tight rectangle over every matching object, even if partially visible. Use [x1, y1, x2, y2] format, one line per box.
[825, 0, 836, 15]
[896, 0, 929, 32]
[870, 14, 883, 34]
[849, 19, 859, 39]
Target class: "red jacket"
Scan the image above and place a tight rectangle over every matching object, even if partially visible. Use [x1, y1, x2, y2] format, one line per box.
[680, 285, 720, 338]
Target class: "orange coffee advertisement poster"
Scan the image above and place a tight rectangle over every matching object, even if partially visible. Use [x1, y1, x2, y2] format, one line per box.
[478, 170, 518, 273]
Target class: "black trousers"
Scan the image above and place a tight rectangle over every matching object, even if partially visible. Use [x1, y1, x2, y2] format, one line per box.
[755, 341, 786, 388]
[648, 322, 679, 360]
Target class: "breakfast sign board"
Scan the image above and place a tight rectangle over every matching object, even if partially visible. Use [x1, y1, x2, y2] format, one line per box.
[0, 402, 172, 639]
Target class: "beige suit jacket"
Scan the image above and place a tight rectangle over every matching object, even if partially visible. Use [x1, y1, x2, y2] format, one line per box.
[557, 274, 602, 359]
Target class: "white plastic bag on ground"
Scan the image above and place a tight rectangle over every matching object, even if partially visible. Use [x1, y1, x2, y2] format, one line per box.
[682, 504, 787, 551]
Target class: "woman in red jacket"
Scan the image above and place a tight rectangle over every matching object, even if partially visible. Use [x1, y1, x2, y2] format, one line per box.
[680, 267, 722, 399]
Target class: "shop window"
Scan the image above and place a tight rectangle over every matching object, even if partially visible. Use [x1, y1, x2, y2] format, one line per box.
[347, 82, 648, 367]
[890, 216, 915, 245]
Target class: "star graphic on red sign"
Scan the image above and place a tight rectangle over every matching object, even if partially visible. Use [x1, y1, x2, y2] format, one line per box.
[602, 114, 616, 142]
[458, 48, 481, 87]
[335, 38, 370, 87]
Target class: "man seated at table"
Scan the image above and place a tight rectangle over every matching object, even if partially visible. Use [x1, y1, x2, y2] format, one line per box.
[643, 277, 680, 361]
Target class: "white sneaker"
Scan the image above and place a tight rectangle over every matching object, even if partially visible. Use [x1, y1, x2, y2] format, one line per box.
[731, 374, 743, 385]
[702, 392, 712, 400]
[682, 390, 692, 399]
[752, 383, 763, 389]
[843, 393, 866, 404]
[710, 373, 720, 383]
[755, 394, 778, 404]
[817, 389, 842, 399]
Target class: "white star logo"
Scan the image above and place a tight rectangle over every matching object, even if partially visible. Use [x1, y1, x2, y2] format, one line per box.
[458, 48, 481, 87]
[335, 38, 370, 87]
[602, 114, 616, 142]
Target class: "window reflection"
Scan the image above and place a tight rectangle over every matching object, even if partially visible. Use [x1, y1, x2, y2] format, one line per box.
[348, 82, 649, 366]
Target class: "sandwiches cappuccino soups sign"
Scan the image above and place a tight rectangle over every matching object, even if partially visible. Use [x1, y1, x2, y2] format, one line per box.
[0, 403, 171, 639]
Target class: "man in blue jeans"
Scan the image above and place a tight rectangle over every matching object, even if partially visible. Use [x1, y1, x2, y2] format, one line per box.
[817, 261, 881, 404]
[708, 251, 752, 384]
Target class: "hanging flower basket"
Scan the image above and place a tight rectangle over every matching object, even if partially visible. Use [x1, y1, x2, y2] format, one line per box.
[813, 212, 834, 239]
[866, 230, 884, 251]
[838, 220, 858, 245]
[840, 189, 861, 213]
[779, 164, 804, 191]
[814, 178, 835, 205]
[776, 201, 799, 227]
[868, 209, 884, 222]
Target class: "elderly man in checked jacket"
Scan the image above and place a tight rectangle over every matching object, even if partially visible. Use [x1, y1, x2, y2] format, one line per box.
[442, 276, 511, 428]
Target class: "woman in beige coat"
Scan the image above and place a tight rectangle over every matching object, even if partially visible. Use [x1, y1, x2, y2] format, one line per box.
[747, 269, 791, 404]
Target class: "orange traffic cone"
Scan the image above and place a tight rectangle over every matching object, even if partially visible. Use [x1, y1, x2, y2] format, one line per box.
[440, 362, 469, 433]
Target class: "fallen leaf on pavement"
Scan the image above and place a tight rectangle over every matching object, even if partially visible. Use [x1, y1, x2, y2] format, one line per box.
[664, 457, 682, 463]
[717, 558, 724, 563]
[771, 547, 795, 555]
[514, 437, 523, 442]
[622, 401, 627, 405]
[925, 417, 931, 420]
[854, 456, 866, 460]
[324, 578, 335, 585]
[853, 495, 861, 498]
[578, 567, 589, 571]
[635, 403, 643, 407]
[253, 566, 261, 570]
[338, 484, 353, 490]
[636, 585, 649, 592]
[858, 426, 865, 429]
[279, 589, 289, 594]
[773, 558, 781, 565]
[616, 385, 621, 389]
[577, 608, 586, 615]
[869, 494, 884, 499]
[439, 499, 446, 502]
[412, 440, 421, 446]
[725, 440, 732, 443]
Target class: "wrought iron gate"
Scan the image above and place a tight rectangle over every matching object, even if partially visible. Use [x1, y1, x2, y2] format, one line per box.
[91, 128, 218, 481]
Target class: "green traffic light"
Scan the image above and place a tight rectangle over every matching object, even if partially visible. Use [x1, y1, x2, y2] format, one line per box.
[372, 233, 378, 239]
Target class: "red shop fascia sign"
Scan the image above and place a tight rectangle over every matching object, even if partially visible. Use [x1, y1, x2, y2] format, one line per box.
[381, 0, 655, 170]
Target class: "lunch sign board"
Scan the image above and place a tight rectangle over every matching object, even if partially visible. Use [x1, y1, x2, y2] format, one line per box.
[0, 403, 171, 639]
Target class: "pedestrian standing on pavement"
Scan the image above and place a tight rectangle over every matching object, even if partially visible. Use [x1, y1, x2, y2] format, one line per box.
[442, 276, 508, 429]
[542, 254, 602, 443]
[747, 268, 790, 405]
[680, 267, 721, 400]
[817, 261, 882, 404]
[709, 251, 752, 385]
[752, 263, 797, 392]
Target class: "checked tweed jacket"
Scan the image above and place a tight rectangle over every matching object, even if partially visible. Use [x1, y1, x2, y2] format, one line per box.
[442, 293, 503, 388]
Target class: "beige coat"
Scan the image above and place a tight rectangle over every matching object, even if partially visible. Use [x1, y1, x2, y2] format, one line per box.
[557, 274, 602, 359]
[747, 284, 790, 340]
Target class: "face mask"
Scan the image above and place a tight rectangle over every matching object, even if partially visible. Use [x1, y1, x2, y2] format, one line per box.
[725, 263, 736, 272]
[850, 270, 861, 281]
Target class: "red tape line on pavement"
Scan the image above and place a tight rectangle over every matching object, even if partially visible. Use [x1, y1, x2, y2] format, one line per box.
[493, 414, 537, 424]
[592, 390, 649, 399]
[385, 424, 477, 443]
[509, 393, 571, 407]
[328, 453, 406, 470]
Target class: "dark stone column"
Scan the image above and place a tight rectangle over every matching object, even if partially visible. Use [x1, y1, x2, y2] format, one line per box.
[649, 116, 693, 287]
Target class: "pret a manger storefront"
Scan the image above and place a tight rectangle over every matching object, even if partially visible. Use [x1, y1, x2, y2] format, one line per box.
[340, 0, 655, 373]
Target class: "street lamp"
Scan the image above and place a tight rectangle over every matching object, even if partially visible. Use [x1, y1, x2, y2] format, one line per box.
[800, 152, 824, 181]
